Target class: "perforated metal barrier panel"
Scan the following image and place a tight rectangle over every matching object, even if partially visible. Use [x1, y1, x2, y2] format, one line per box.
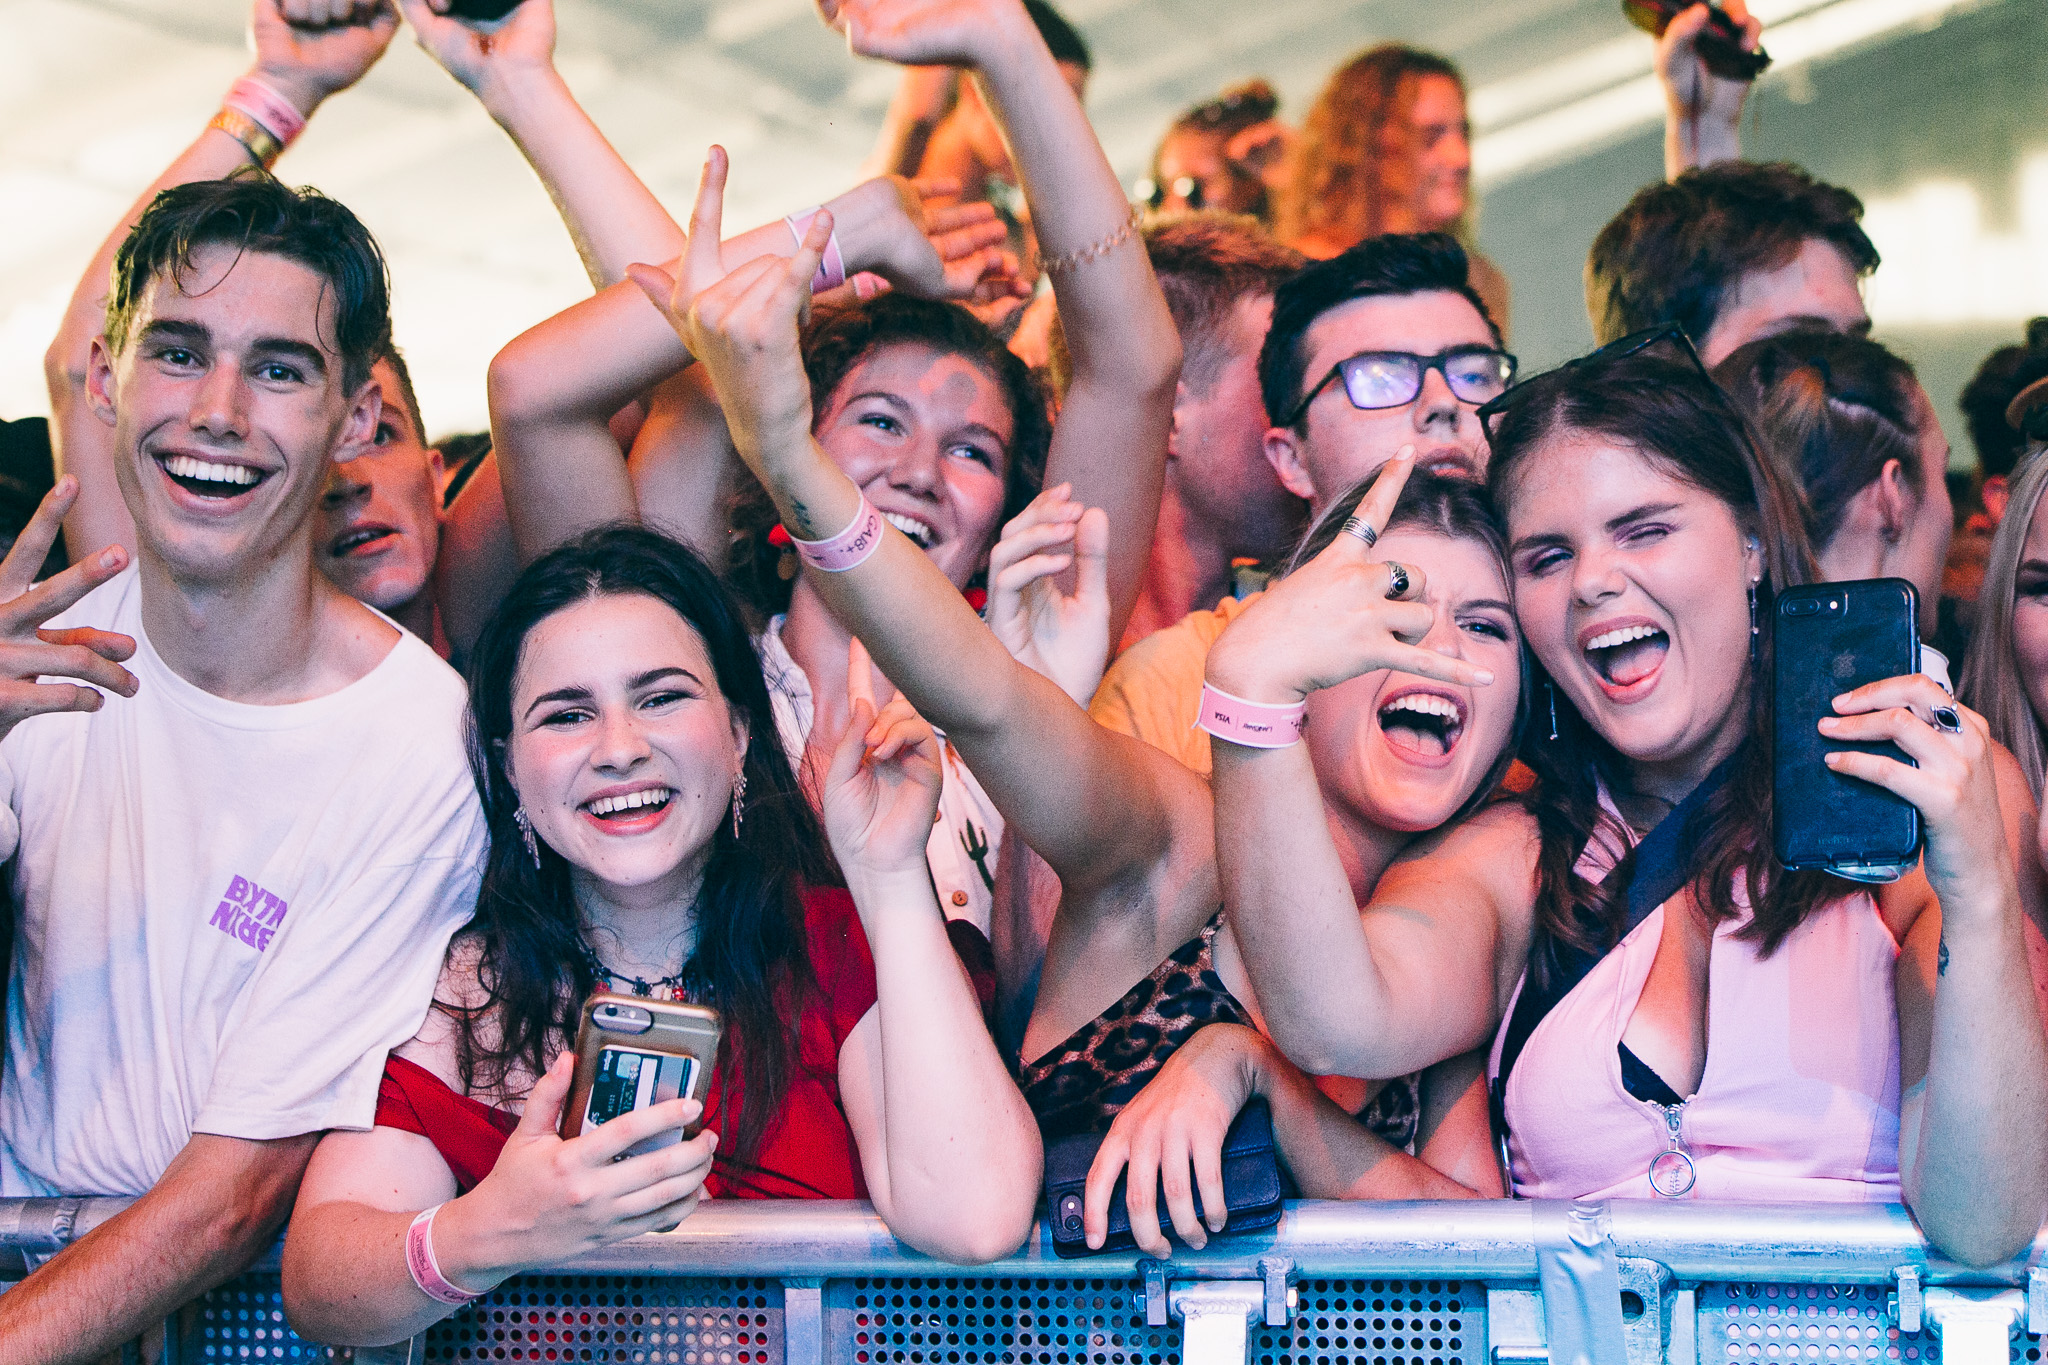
[10, 1200, 2048, 1364]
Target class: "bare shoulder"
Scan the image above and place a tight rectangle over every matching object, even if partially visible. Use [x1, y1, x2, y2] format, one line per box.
[393, 931, 496, 1093]
[1374, 799, 1541, 948]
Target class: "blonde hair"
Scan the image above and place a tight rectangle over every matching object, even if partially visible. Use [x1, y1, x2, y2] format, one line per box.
[1960, 447, 2048, 797]
[1274, 44, 1466, 251]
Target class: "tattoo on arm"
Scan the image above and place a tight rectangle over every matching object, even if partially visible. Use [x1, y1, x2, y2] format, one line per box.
[791, 499, 817, 537]
[1938, 934, 1949, 977]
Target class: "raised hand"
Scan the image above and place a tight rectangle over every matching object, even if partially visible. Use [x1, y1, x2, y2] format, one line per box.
[434, 1051, 718, 1289]
[1657, 0, 1762, 166]
[821, 640, 945, 876]
[627, 147, 825, 479]
[397, 0, 555, 100]
[985, 484, 1109, 706]
[1082, 1023, 1264, 1255]
[1821, 679, 2013, 904]
[818, 0, 1030, 73]
[0, 478, 138, 745]
[1204, 451, 1496, 704]
[253, 0, 401, 114]
[851, 179, 1026, 304]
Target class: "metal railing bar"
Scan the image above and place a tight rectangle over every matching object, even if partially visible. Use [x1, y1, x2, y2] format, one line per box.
[0, 1196, 2040, 1284]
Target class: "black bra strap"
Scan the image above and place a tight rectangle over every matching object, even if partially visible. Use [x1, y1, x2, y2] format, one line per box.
[1493, 754, 1739, 1097]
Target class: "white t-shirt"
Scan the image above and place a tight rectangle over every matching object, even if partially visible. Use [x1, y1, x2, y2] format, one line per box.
[756, 616, 1002, 934]
[0, 566, 485, 1197]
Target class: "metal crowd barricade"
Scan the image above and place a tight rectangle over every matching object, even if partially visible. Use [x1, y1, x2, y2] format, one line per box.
[5, 1197, 2048, 1365]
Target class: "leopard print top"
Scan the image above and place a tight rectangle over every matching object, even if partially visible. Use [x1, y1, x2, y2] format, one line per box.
[1018, 914, 1419, 1152]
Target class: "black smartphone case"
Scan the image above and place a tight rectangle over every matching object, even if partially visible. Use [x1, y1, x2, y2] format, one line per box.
[1043, 1098, 1284, 1259]
[1772, 579, 1922, 871]
[444, 0, 524, 20]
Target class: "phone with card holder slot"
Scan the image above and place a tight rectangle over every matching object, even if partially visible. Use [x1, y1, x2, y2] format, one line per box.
[1771, 578, 1922, 876]
[560, 993, 721, 1157]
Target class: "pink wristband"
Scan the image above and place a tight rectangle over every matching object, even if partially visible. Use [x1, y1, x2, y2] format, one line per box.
[1196, 682, 1307, 748]
[223, 76, 307, 147]
[789, 498, 884, 573]
[785, 208, 848, 294]
[405, 1204, 483, 1306]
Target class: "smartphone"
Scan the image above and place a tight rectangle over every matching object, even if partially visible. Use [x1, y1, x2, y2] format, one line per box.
[444, 0, 524, 22]
[1622, 0, 1772, 81]
[560, 993, 721, 1158]
[1772, 579, 1922, 876]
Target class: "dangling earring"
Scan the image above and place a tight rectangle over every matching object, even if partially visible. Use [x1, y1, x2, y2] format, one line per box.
[512, 807, 541, 869]
[730, 769, 748, 840]
[1748, 579, 1761, 660]
[1546, 680, 1560, 742]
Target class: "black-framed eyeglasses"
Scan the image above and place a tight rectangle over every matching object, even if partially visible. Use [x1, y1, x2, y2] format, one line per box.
[1282, 347, 1518, 428]
[1474, 322, 1712, 442]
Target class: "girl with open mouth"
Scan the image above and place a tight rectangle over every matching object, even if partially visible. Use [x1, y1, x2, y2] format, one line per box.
[1213, 329, 2048, 1269]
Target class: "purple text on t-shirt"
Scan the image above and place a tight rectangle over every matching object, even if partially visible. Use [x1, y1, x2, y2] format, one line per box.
[208, 875, 290, 952]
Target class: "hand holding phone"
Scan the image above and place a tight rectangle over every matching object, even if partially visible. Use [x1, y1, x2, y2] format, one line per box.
[1625, 0, 1770, 81]
[561, 994, 722, 1154]
[1773, 580, 1921, 877]
[431, 1041, 718, 1289]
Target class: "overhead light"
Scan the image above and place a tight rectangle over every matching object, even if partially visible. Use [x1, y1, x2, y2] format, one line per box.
[1864, 150, 2048, 326]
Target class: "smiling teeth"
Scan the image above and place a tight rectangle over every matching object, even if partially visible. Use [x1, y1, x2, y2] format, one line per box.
[162, 455, 259, 486]
[1381, 694, 1462, 721]
[587, 788, 672, 816]
[882, 512, 933, 547]
[1585, 624, 1663, 651]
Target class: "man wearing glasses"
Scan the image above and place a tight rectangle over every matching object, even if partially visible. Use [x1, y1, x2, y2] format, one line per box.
[1091, 232, 1512, 776]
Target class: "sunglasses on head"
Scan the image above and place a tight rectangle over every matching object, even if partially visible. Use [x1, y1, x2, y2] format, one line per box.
[1474, 322, 1717, 442]
[1282, 346, 1517, 428]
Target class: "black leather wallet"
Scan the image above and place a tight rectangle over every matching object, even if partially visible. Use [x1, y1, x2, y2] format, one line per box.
[1043, 1097, 1284, 1258]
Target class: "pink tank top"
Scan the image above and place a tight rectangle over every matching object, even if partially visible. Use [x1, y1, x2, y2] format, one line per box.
[1491, 815, 1903, 1203]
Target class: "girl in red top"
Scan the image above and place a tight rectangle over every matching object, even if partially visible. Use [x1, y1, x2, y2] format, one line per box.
[281, 526, 1040, 1346]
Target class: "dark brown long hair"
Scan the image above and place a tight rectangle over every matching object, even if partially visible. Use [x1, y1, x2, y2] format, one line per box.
[1486, 347, 1839, 970]
[455, 525, 834, 1163]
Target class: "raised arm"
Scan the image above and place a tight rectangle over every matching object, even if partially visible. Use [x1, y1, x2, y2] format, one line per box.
[630, 150, 1189, 898]
[1657, 0, 1761, 177]
[487, 180, 1014, 562]
[45, 0, 398, 560]
[1830, 678, 2048, 1266]
[823, 686, 1040, 1261]
[1203, 461, 1522, 1078]
[828, 0, 1180, 640]
[397, 0, 685, 287]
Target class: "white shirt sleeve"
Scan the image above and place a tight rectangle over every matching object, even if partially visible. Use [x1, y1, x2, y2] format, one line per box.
[191, 788, 483, 1141]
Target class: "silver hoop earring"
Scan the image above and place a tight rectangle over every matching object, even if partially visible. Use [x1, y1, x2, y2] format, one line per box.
[730, 769, 748, 840]
[512, 807, 541, 869]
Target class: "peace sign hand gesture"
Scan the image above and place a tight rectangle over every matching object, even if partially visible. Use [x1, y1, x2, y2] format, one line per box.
[1204, 451, 1496, 705]
[0, 477, 138, 745]
[628, 147, 827, 478]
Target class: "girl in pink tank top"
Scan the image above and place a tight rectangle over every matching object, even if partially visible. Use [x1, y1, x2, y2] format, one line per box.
[1210, 336, 2048, 1267]
[1494, 813, 1903, 1203]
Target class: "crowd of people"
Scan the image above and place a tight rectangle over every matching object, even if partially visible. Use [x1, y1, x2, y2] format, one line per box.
[4, 0, 2048, 1353]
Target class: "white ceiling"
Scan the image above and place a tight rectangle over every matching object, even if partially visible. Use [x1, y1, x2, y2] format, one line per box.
[0, 0, 2037, 437]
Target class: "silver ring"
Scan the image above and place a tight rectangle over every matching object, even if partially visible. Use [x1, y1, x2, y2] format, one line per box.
[1384, 562, 1411, 598]
[1339, 516, 1378, 548]
[1930, 704, 1963, 734]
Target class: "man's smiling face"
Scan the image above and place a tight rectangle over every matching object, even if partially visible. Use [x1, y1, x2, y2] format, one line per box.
[89, 243, 379, 584]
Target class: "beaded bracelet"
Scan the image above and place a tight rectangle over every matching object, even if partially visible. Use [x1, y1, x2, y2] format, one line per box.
[785, 208, 848, 294]
[1196, 681, 1307, 748]
[789, 497, 884, 573]
[1040, 206, 1143, 277]
[405, 1204, 484, 1306]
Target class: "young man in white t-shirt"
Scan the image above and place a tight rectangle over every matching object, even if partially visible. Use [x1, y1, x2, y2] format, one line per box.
[0, 174, 485, 1358]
